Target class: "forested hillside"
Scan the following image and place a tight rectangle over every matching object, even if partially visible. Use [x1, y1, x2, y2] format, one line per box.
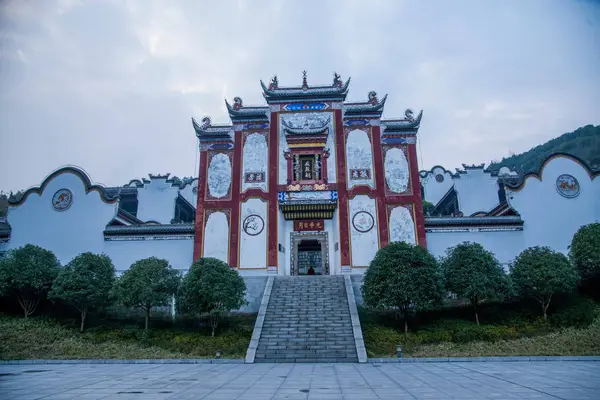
[488, 125, 600, 173]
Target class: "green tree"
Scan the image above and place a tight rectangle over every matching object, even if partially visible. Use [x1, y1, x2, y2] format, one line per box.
[362, 242, 444, 334]
[0, 244, 60, 318]
[49, 252, 116, 332]
[114, 257, 180, 330]
[178, 257, 246, 336]
[569, 222, 600, 280]
[442, 242, 512, 325]
[422, 200, 435, 216]
[511, 246, 579, 322]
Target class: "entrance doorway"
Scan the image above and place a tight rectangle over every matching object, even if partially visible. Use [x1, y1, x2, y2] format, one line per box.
[297, 240, 323, 275]
[290, 232, 329, 276]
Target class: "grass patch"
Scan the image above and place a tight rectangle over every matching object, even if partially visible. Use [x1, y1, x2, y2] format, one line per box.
[0, 313, 255, 360]
[361, 295, 600, 358]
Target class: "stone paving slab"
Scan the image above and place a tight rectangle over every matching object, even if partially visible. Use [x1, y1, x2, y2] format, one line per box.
[1, 361, 599, 399]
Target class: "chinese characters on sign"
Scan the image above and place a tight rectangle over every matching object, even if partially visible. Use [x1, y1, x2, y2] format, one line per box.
[244, 172, 265, 183]
[294, 219, 325, 232]
[349, 169, 371, 180]
[300, 156, 314, 180]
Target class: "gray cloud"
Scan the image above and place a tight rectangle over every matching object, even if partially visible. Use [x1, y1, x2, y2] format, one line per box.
[1, 0, 599, 192]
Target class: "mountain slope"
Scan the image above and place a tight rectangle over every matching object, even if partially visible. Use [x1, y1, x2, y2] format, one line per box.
[488, 124, 600, 174]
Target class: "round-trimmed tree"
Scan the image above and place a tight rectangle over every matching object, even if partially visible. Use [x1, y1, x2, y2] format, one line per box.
[362, 242, 444, 334]
[178, 257, 246, 336]
[0, 244, 60, 318]
[569, 222, 600, 281]
[442, 242, 512, 325]
[50, 252, 116, 332]
[511, 246, 579, 322]
[114, 257, 180, 330]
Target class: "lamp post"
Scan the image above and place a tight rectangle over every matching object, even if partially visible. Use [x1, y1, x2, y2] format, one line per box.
[396, 345, 402, 359]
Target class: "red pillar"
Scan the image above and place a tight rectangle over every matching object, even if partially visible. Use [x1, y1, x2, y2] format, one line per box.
[334, 109, 351, 267]
[407, 140, 427, 247]
[193, 150, 207, 262]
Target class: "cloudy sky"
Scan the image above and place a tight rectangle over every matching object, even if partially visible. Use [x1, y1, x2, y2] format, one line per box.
[0, 0, 599, 192]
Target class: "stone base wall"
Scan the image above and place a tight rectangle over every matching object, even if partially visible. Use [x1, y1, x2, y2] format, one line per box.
[239, 276, 268, 313]
[350, 274, 364, 306]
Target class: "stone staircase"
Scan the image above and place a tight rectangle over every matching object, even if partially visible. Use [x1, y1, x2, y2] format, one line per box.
[253, 276, 359, 363]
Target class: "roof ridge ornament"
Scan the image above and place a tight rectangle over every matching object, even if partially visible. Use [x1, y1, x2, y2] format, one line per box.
[269, 75, 278, 90]
[233, 97, 243, 110]
[200, 116, 211, 129]
[302, 70, 308, 90]
[333, 72, 342, 88]
[405, 109, 415, 122]
[368, 91, 378, 105]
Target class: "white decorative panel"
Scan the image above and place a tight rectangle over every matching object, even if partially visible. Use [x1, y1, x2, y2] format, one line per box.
[346, 129, 374, 189]
[239, 198, 268, 269]
[349, 195, 378, 267]
[207, 153, 232, 198]
[389, 206, 416, 245]
[385, 147, 409, 193]
[242, 133, 268, 192]
[203, 211, 229, 263]
[278, 112, 336, 184]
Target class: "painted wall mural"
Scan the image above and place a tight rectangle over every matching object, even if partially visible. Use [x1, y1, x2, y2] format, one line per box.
[203, 211, 229, 263]
[389, 206, 416, 245]
[278, 112, 336, 184]
[207, 153, 232, 199]
[239, 198, 268, 268]
[349, 195, 379, 267]
[346, 129, 374, 189]
[242, 133, 268, 192]
[384, 147, 410, 193]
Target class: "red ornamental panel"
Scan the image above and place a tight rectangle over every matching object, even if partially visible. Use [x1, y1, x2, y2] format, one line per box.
[294, 220, 325, 231]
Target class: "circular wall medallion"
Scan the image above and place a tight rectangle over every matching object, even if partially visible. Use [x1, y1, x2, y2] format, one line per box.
[435, 174, 444, 183]
[52, 189, 73, 211]
[242, 214, 265, 236]
[352, 211, 375, 233]
[556, 174, 580, 198]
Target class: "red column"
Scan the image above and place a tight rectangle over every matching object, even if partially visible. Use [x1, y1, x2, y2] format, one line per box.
[334, 109, 351, 267]
[267, 113, 279, 270]
[228, 132, 243, 267]
[371, 125, 389, 247]
[407, 140, 427, 247]
[193, 150, 208, 262]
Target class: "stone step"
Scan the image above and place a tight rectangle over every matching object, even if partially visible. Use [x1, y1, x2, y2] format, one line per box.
[253, 276, 358, 363]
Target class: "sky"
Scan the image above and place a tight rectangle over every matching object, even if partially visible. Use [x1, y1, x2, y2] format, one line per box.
[0, 0, 599, 192]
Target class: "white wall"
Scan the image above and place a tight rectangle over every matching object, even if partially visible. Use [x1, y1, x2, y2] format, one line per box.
[105, 239, 194, 274]
[178, 180, 198, 208]
[203, 211, 229, 263]
[277, 211, 287, 275]
[346, 129, 375, 189]
[454, 169, 501, 216]
[136, 178, 179, 224]
[426, 230, 526, 267]
[421, 167, 454, 206]
[5, 171, 117, 265]
[239, 198, 268, 269]
[507, 156, 600, 255]
[349, 195, 379, 267]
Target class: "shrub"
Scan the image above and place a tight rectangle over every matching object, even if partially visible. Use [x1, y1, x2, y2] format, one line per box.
[178, 257, 246, 336]
[511, 246, 579, 322]
[50, 252, 116, 332]
[569, 222, 600, 280]
[550, 296, 597, 328]
[0, 244, 60, 318]
[442, 242, 512, 325]
[362, 242, 444, 334]
[114, 257, 180, 331]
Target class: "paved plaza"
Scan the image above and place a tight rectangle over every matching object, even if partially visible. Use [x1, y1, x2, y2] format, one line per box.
[1, 361, 599, 400]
